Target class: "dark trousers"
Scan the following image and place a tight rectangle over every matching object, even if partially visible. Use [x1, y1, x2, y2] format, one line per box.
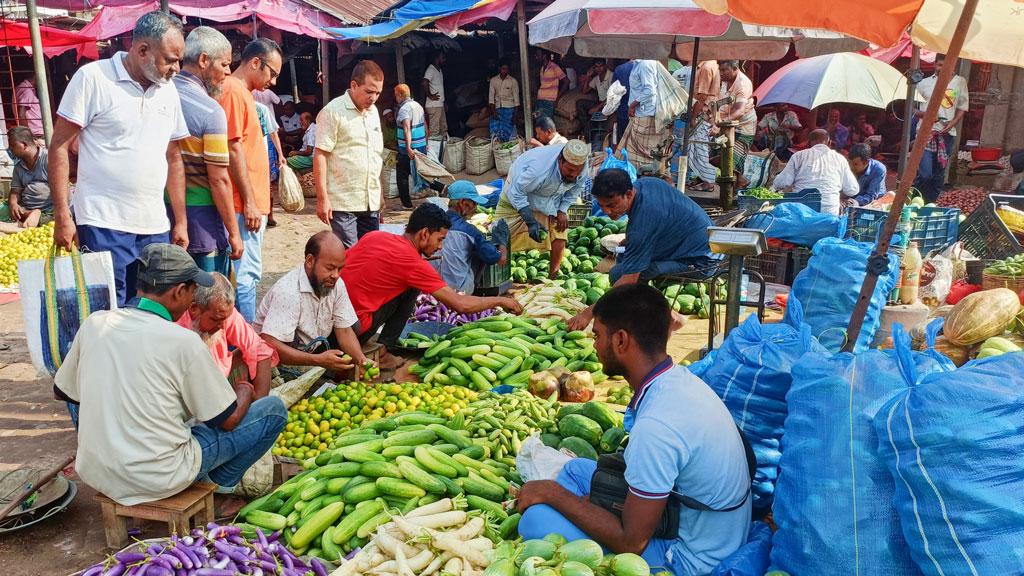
[357, 288, 418, 350]
[330, 211, 379, 248]
[77, 224, 169, 306]
[396, 150, 417, 208]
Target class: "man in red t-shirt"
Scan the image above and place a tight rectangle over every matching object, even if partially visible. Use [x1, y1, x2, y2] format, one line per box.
[342, 203, 522, 369]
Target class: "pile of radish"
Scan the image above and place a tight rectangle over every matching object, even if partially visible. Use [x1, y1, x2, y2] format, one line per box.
[78, 522, 327, 576]
[332, 497, 494, 576]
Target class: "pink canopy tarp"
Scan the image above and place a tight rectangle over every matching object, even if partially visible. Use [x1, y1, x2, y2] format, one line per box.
[78, 0, 344, 41]
[0, 18, 98, 58]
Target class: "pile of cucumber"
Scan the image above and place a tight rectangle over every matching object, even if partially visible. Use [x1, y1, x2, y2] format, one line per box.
[237, 412, 522, 560]
[539, 401, 626, 461]
[408, 315, 608, 391]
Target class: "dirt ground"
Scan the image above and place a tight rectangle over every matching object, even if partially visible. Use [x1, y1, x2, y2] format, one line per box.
[0, 168, 770, 575]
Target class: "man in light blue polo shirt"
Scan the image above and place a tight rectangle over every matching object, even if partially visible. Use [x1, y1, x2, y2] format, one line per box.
[518, 284, 751, 575]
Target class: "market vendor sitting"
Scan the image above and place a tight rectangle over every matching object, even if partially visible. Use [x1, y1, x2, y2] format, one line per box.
[494, 139, 589, 279]
[529, 115, 568, 149]
[341, 203, 522, 370]
[518, 284, 751, 575]
[254, 230, 371, 374]
[434, 180, 509, 293]
[176, 272, 277, 397]
[569, 169, 716, 331]
[847, 143, 887, 206]
[54, 244, 287, 504]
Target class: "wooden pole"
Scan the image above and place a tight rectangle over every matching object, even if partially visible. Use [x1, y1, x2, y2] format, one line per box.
[25, 0, 53, 145]
[321, 40, 330, 106]
[289, 58, 299, 103]
[843, 0, 979, 352]
[677, 38, 701, 191]
[516, 0, 533, 140]
[394, 42, 406, 84]
[160, 0, 169, 12]
[898, 45, 920, 182]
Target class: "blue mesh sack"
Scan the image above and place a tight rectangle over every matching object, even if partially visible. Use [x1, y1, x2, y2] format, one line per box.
[745, 202, 848, 247]
[711, 521, 773, 576]
[688, 299, 823, 511]
[875, 350, 1024, 576]
[784, 237, 900, 353]
[770, 324, 955, 575]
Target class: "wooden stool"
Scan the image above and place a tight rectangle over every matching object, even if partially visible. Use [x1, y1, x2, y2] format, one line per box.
[94, 482, 216, 548]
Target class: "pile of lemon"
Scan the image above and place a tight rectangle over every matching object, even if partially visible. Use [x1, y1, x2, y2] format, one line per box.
[272, 381, 477, 461]
[0, 221, 54, 287]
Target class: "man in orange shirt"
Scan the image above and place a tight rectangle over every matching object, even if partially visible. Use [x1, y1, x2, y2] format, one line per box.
[217, 38, 282, 321]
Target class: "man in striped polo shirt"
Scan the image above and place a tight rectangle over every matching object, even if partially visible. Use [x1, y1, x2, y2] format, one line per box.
[170, 26, 241, 275]
[394, 83, 427, 211]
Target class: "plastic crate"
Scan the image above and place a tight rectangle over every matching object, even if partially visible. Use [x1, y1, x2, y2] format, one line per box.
[959, 194, 1024, 261]
[789, 247, 811, 283]
[736, 188, 823, 213]
[567, 204, 590, 228]
[743, 247, 790, 284]
[846, 205, 960, 255]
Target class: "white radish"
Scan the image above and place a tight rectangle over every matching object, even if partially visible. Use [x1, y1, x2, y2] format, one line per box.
[464, 537, 494, 551]
[430, 532, 491, 568]
[448, 516, 485, 541]
[405, 498, 454, 519]
[404, 511, 468, 529]
[419, 553, 447, 576]
[442, 557, 462, 575]
[391, 516, 437, 541]
[375, 528, 421, 559]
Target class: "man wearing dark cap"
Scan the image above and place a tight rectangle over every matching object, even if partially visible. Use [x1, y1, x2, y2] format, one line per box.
[54, 244, 287, 506]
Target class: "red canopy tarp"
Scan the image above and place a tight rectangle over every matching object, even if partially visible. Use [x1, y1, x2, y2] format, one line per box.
[0, 18, 98, 59]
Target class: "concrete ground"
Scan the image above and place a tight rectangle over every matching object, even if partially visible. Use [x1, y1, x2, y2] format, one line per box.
[0, 167, 773, 575]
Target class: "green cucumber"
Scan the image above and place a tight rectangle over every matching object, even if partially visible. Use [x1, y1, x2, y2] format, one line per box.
[376, 477, 427, 499]
[333, 500, 385, 544]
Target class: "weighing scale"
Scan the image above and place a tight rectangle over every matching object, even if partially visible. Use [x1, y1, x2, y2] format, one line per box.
[706, 227, 768, 343]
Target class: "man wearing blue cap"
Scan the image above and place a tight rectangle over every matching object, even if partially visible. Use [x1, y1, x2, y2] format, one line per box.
[436, 181, 508, 293]
[54, 243, 287, 505]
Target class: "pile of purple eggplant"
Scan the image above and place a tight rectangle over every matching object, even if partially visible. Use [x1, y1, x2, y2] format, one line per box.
[78, 523, 329, 576]
[411, 294, 496, 325]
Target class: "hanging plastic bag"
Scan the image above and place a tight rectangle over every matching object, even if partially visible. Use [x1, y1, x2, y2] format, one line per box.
[875, 350, 1024, 576]
[653, 61, 688, 132]
[771, 324, 954, 576]
[277, 164, 305, 213]
[784, 237, 900, 353]
[18, 247, 117, 376]
[745, 202, 847, 248]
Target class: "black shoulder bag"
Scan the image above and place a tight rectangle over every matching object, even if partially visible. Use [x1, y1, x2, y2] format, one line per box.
[588, 425, 757, 539]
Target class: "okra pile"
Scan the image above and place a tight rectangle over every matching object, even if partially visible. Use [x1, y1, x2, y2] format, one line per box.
[408, 315, 608, 390]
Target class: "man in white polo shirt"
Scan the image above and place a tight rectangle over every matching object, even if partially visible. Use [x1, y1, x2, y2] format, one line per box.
[48, 10, 189, 305]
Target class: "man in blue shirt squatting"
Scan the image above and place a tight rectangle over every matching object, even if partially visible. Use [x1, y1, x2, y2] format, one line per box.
[568, 168, 717, 331]
[517, 284, 751, 574]
[493, 139, 589, 279]
[433, 180, 508, 293]
[847, 143, 888, 206]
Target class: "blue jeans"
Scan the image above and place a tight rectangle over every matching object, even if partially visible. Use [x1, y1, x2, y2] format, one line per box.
[234, 214, 266, 322]
[77, 225, 169, 306]
[191, 251, 232, 277]
[192, 396, 287, 488]
[914, 133, 955, 203]
[519, 458, 677, 574]
[66, 402, 79, 428]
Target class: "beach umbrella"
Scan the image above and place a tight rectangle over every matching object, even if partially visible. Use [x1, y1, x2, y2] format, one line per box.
[753, 52, 921, 110]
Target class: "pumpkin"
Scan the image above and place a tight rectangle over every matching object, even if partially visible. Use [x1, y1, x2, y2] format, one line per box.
[943, 288, 1021, 346]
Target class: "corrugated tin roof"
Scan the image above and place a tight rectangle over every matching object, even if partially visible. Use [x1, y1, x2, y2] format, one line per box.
[301, 0, 398, 24]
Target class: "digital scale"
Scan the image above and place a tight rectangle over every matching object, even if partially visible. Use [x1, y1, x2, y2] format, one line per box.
[706, 227, 768, 343]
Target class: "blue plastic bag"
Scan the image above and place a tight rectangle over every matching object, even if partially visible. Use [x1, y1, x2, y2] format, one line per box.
[689, 299, 824, 511]
[784, 237, 900, 353]
[745, 203, 848, 247]
[875, 351, 1024, 576]
[593, 148, 636, 219]
[711, 522, 773, 576]
[770, 325, 954, 576]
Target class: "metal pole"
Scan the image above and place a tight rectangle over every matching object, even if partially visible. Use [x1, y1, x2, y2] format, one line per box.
[898, 45, 920, 183]
[516, 0, 533, 140]
[321, 39, 330, 106]
[289, 58, 299, 103]
[844, 0, 979, 352]
[25, 0, 53, 145]
[676, 38, 700, 192]
[160, 0, 169, 12]
[723, 255, 744, 338]
[394, 42, 405, 84]
[717, 121, 737, 209]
